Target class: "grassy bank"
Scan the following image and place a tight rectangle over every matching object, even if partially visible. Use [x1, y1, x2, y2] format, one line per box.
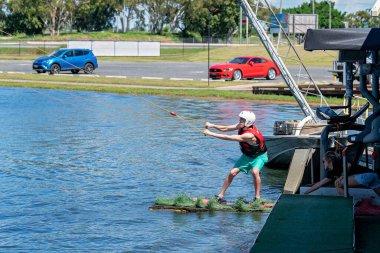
[0, 31, 337, 66]
[0, 45, 336, 67]
[1, 31, 179, 42]
[0, 73, 344, 106]
[100, 45, 337, 67]
[0, 73, 249, 88]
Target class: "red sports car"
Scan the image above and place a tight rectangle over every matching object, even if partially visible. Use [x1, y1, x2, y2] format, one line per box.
[209, 56, 280, 81]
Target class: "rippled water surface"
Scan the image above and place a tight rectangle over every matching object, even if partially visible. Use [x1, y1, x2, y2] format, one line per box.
[0, 87, 305, 252]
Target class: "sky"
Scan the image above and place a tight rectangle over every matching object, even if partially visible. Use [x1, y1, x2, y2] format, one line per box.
[270, 0, 378, 14]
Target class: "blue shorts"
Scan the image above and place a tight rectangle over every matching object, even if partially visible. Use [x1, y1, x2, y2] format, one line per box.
[353, 173, 380, 189]
[233, 153, 268, 174]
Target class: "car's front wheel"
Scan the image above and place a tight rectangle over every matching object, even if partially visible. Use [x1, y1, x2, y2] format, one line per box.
[232, 70, 242, 81]
[71, 69, 80, 74]
[50, 64, 61, 74]
[84, 63, 94, 74]
[266, 68, 276, 80]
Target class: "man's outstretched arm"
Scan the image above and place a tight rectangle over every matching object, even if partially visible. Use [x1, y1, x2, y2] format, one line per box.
[205, 122, 237, 132]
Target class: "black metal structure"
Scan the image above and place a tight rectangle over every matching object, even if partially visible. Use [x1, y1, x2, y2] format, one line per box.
[304, 28, 380, 177]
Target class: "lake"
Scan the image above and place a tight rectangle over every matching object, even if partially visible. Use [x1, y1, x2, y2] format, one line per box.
[0, 87, 305, 252]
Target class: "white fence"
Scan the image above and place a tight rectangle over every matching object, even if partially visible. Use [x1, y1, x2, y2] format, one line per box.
[67, 41, 160, 57]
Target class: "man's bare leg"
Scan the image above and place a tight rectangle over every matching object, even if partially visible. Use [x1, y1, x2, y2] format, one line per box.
[252, 168, 261, 199]
[218, 168, 240, 198]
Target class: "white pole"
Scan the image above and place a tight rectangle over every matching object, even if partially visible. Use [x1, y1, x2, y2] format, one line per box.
[240, 6, 242, 44]
[329, 1, 332, 29]
[343, 148, 349, 197]
[246, 15, 249, 44]
[277, 0, 283, 48]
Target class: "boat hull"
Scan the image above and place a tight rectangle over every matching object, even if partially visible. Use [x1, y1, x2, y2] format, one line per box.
[265, 135, 320, 169]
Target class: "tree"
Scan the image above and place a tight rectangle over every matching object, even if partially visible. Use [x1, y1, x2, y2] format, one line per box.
[122, 0, 139, 32]
[254, 0, 278, 23]
[367, 11, 380, 27]
[5, 0, 46, 35]
[73, 0, 120, 32]
[240, 0, 280, 38]
[166, 0, 185, 33]
[134, 3, 146, 31]
[3, 0, 130, 35]
[0, 0, 7, 34]
[207, 0, 240, 40]
[345, 11, 371, 28]
[345, 9, 380, 28]
[180, 0, 207, 36]
[182, 0, 239, 41]
[140, 0, 163, 34]
[43, 0, 76, 36]
[113, 0, 138, 32]
[141, 0, 185, 34]
[5, 0, 77, 36]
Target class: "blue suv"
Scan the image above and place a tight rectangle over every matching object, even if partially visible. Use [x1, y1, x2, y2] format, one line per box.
[33, 48, 98, 74]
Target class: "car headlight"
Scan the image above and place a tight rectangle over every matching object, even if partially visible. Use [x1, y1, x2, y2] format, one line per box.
[41, 60, 51, 66]
[223, 68, 233, 72]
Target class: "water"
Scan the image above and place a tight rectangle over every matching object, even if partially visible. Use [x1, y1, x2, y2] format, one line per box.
[0, 87, 305, 252]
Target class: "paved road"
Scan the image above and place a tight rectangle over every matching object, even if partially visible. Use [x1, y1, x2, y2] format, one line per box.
[0, 60, 334, 83]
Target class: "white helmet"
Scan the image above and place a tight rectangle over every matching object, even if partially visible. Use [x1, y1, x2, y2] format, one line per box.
[239, 111, 256, 126]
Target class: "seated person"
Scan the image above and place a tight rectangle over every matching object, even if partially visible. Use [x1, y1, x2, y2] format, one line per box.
[304, 151, 343, 195]
[335, 172, 380, 197]
[304, 150, 380, 196]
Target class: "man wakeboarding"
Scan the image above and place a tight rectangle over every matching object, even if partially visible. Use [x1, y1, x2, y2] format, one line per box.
[203, 111, 268, 204]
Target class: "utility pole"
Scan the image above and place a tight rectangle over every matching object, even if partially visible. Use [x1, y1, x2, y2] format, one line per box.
[208, 16, 211, 87]
[277, 0, 283, 48]
[239, 6, 243, 44]
[312, 0, 315, 14]
[328, 1, 332, 29]
[246, 15, 249, 44]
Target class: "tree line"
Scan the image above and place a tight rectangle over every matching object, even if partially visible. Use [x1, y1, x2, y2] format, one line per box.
[0, 0, 124, 36]
[284, 1, 380, 29]
[0, 0, 378, 38]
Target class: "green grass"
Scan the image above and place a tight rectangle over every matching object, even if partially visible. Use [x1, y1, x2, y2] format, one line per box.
[0, 46, 63, 56]
[0, 45, 336, 66]
[0, 73, 247, 88]
[0, 73, 344, 106]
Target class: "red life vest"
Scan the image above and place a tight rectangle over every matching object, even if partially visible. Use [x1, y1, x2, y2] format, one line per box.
[238, 125, 267, 158]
